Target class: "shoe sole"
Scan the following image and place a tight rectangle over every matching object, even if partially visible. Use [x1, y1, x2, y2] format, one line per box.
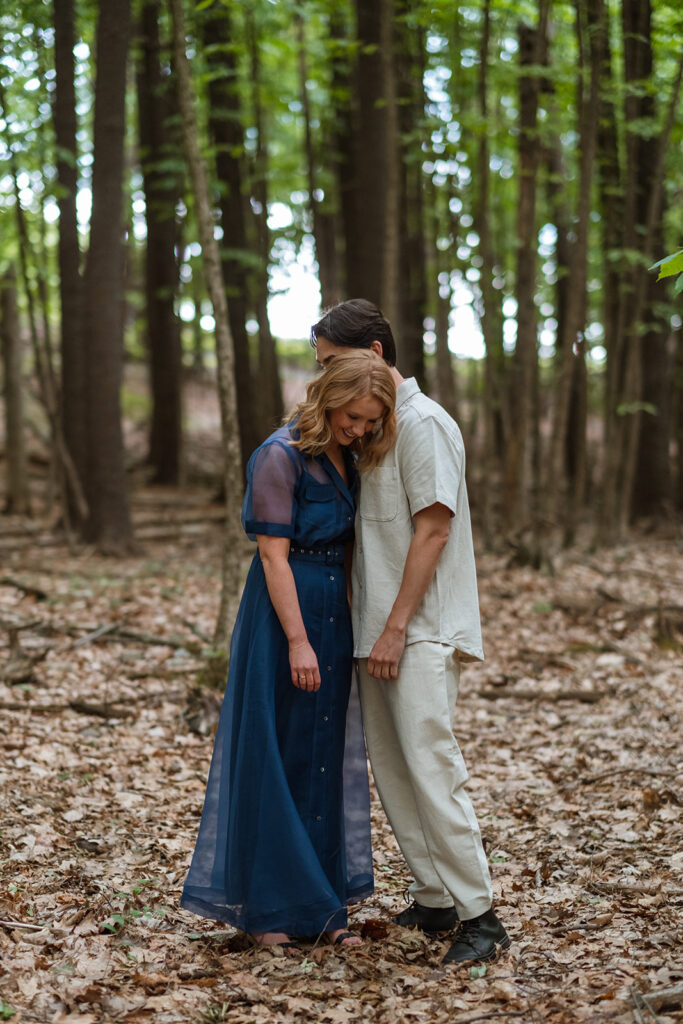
[443, 936, 510, 967]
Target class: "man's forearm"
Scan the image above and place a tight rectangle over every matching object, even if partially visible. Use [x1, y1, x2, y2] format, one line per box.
[367, 503, 451, 679]
[384, 530, 447, 633]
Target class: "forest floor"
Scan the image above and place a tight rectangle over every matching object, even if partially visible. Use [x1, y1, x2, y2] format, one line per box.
[0, 482, 681, 1024]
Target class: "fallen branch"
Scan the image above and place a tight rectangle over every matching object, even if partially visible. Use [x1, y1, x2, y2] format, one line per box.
[586, 881, 683, 897]
[478, 687, 613, 704]
[0, 919, 46, 931]
[0, 576, 48, 600]
[581, 767, 677, 784]
[631, 985, 657, 1024]
[71, 621, 122, 648]
[644, 985, 683, 1012]
[0, 699, 135, 718]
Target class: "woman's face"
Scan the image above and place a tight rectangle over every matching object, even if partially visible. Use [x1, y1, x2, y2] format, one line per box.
[327, 394, 385, 448]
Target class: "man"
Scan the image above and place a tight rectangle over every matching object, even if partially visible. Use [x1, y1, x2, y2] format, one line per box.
[310, 298, 509, 966]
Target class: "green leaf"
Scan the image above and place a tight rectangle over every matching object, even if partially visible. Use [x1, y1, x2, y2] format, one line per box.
[616, 401, 657, 417]
[0, 1001, 16, 1021]
[649, 249, 683, 272]
[470, 963, 487, 979]
[651, 250, 683, 281]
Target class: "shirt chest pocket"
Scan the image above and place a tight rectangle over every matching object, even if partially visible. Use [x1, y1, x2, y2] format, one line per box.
[359, 467, 398, 522]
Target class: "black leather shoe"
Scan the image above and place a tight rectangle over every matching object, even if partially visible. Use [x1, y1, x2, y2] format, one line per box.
[442, 908, 510, 965]
[392, 901, 459, 933]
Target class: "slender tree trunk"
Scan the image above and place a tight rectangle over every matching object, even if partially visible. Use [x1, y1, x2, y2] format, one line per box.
[82, 0, 134, 550]
[294, 4, 340, 308]
[247, 8, 283, 431]
[329, 6, 354, 302]
[502, 15, 547, 536]
[169, 0, 245, 650]
[546, 0, 602, 541]
[395, 0, 426, 386]
[138, 0, 183, 485]
[53, 0, 87, 522]
[202, 0, 261, 463]
[346, 0, 399, 328]
[476, 0, 507, 546]
[1, 270, 29, 515]
[599, 5, 683, 540]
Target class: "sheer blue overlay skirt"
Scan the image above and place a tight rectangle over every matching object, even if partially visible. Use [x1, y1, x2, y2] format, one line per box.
[181, 547, 373, 935]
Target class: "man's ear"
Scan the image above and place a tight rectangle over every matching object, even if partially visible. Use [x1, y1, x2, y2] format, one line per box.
[370, 340, 383, 358]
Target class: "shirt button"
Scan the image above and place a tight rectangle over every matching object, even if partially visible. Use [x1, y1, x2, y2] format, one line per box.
[323, 715, 328, 722]
[329, 575, 335, 581]
[316, 815, 322, 821]
[329, 616, 334, 622]
[320, 766, 325, 773]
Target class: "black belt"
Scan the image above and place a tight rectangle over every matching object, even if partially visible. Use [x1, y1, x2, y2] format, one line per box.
[289, 543, 346, 565]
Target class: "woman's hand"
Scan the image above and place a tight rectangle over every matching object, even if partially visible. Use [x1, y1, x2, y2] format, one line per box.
[289, 640, 321, 692]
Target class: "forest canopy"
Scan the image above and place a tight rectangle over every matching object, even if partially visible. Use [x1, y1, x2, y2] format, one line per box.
[0, 0, 682, 562]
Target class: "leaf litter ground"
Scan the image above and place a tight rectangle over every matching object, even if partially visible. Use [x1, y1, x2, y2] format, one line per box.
[0, 498, 681, 1024]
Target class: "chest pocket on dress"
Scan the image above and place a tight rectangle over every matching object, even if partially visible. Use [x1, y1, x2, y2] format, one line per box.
[360, 466, 398, 522]
[299, 482, 338, 528]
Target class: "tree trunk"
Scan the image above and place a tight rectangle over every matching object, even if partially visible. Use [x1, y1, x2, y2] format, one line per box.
[82, 0, 134, 551]
[169, 0, 245, 651]
[202, 0, 261, 464]
[546, 0, 602, 541]
[294, 4, 341, 308]
[53, 0, 87, 522]
[395, 0, 426, 385]
[247, 7, 284, 432]
[502, 15, 547, 535]
[475, 0, 507, 546]
[346, 0, 399, 328]
[599, 2, 683, 540]
[1, 270, 29, 515]
[138, 0, 183, 485]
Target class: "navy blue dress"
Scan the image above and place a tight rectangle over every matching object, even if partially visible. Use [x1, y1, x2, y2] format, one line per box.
[181, 425, 374, 935]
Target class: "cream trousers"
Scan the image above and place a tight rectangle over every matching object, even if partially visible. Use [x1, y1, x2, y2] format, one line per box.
[358, 642, 492, 919]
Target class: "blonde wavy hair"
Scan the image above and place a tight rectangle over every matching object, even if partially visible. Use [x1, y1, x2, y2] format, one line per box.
[288, 350, 396, 470]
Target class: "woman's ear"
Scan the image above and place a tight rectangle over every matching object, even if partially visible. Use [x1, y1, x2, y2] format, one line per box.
[369, 340, 383, 358]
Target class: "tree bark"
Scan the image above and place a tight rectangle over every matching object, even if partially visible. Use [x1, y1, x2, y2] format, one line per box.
[475, 0, 507, 546]
[138, 0, 183, 485]
[202, 0, 261, 464]
[294, 4, 341, 308]
[346, 0, 399, 329]
[546, 0, 602, 541]
[1, 270, 29, 515]
[53, 0, 87, 522]
[502, 14, 548, 536]
[599, 3, 683, 540]
[395, 0, 426, 385]
[82, 0, 134, 551]
[246, 7, 284, 432]
[169, 0, 245, 650]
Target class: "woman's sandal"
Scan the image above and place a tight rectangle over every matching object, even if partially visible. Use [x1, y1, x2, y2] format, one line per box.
[249, 933, 300, 954]
[327, 930, 362, 947]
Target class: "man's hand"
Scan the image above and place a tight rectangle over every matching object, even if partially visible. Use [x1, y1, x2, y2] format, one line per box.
[367, 625, 406, 679]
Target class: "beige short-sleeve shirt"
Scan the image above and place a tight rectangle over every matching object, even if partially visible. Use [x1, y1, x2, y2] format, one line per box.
[351, 378, 484, 661]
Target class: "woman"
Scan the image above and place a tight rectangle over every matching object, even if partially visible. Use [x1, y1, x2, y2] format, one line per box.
[181, 351, 396, 950]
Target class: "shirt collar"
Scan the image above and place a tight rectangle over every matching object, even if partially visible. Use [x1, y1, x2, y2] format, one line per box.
[396, 377, 421, 412]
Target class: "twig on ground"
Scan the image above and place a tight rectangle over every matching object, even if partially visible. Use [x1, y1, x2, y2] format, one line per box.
[478, 688, 613, 704]
[586, 881, 683, 896]
[643, 985, 683, 1012]
[581, 767, 677, 784]
[0, 576, 48, 600]
[71, 621, 122, 648]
